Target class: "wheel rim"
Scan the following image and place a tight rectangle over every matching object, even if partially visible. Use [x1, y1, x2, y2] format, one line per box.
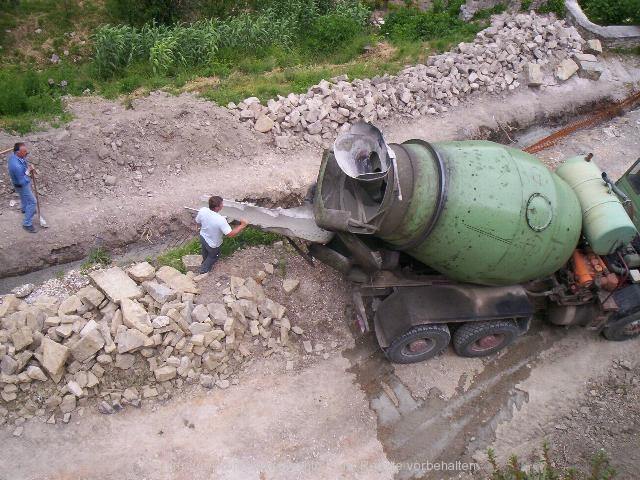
[402, 338, 434, 356]
[471, 333, 505, 353]
[622, 319, 640, 336]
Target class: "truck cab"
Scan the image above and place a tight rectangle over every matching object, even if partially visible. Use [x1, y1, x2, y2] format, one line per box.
[616, 157, 640, 230]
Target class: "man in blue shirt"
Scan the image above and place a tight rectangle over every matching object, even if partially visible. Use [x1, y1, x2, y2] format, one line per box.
[7, 142, 37, 233]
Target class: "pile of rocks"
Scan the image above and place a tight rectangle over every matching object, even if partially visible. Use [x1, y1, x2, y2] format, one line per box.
[0, 262, 304, 433]
[228, 12, 601, 146]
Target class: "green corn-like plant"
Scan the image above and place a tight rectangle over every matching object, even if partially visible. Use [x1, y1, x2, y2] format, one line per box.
[92, 1, 370, 75]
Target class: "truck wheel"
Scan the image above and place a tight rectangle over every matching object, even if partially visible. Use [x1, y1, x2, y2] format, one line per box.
[385, 324, 450, 364]
[453, 320, 519, 358]
[602, 312, 640, 341]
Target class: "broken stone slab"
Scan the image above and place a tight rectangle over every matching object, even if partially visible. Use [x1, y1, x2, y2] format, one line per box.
[525, 62, 543, 87]
[126, 262, 156, 283]
[282, 279, 300, 294]
[76, 286, 106, 309]
[0, 294, 22, 318]
[578, 62, 603, 81]
[41, 337, 69, 382]
[115, 353, 135, 369]
[181, 255, 201, 274]
[555, 58, 579, 81]
[207, 303, 227, 326]
[191, 304, 210, 323]
[123, 387, 139, 402]
[67, 380, 84, 397]
[142, 281, 177, 304]
[11, 327, 33, 352]
[255, 114, 275, 133]
[258, 299, 286, 320]
[59, 394, 76, 413]
[70, 329, 105, 362]
[120, 298, 153, 335]
[156, 266, 198, 294]
[115, 328, 148, 353]
[55, 323, 73, 338]
[189, 322, 213, 335]
[154, 365, 177, 382]
[33, 296, 60, 316]
[90, 267, 143, 304]
[152, 316, 171, 329]
[1, 355, 17, 375]
[585, 39, 602, 55]
[58, 295, 83, 316]
[574, 52, 598, 63]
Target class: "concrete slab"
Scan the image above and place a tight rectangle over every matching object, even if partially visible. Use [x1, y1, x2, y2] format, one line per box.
[89, 267, 143, 304]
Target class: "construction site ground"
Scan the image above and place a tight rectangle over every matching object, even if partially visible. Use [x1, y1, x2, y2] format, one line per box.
[1, 55, 640, 480]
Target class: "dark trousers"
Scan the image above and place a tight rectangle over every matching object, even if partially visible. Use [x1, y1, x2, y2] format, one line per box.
[199, 235, 221, 273]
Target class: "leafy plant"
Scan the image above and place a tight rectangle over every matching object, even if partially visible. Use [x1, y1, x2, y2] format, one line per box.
[580, 0, 640, 25]
[538, 0, 565, 17]
[488, 443, 617, 480]
[81, 247, 112, 270]
[382, 2, 481, 42]
[305, 14, 363, 54]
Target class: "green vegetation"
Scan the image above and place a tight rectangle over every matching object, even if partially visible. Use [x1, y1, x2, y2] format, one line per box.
[488, 444, 616, 480]
[155, 227, 281, 273]
[81, 247, 112, 270]
[0, 0, 526, 133]
[93, 1, 369, 77]
[538, 0, 566, 17]
[381, 0, 484, 43]
[579, 0, 640, 26]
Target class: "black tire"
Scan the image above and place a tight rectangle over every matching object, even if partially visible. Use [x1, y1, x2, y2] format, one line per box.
[602, 312, 640, 341]
[385, 324, 451, 364]
[453, 320, 520, 358]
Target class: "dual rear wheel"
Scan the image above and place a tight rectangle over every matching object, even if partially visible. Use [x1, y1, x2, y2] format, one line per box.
[385, 319, 521, 364]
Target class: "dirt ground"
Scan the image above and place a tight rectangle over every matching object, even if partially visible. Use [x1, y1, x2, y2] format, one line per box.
[1, 54, 640, 480]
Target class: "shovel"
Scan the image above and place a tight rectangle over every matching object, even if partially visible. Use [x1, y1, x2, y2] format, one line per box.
[30, 170, 48, 228]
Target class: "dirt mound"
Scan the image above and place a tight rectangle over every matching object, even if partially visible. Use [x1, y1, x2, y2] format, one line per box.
[0, 92, 269, 203]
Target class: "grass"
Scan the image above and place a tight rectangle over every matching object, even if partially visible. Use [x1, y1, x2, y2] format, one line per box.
[155, 226, 281, 273]
[488, 443, 617, 480]
[81, 247, 112, 271]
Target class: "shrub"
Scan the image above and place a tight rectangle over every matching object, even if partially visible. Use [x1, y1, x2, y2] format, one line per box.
[538, 0, 565, 17]
[580, 0, 640, 25]
[306, 14, 362, 54]
[382, 3, 479, 42]
[106, 0, 185, 25]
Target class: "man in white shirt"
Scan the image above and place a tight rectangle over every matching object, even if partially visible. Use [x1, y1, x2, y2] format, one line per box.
[195, 196, 248, 274]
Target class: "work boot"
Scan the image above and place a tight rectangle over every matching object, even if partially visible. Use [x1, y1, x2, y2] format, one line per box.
[23, 225, 36, 233]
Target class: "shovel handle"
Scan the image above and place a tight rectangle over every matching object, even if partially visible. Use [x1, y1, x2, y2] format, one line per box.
[1, 147, 13, 155]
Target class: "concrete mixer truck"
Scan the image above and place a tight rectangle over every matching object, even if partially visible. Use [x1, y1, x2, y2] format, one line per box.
[218, 122, 640, 364]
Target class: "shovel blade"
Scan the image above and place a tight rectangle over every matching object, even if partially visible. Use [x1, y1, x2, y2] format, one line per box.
[39, 215, 49, 228]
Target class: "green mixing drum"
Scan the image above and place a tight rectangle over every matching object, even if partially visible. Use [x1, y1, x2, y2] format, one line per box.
[314, 123, 583, 286]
